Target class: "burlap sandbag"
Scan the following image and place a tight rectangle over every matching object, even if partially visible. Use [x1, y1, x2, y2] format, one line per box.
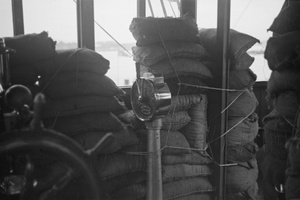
[162, 164, 212, 183]
[227, 141, 259, 163]
[229, 69, 257, 89]
[231, 52, 255, 71]
[42, 95, 126, 118]
[198, 28, 259, 70]
[203, 61, 257, 89]
[149, 58, 213, 81]
[180, 95, 209, 150]
[256, 146, 287, 200]
[39, 73, 125, 99]
[129, 14, 199, 46]
[96, 153, 146, 180]
[71, 126, 139, 155]
[4, 31, 56, 66]
[225, 182, 259, 200]
[161, 111, 191, 131]
[165, 76, 208, 95]
[34, 48, 110, 76]
[225, 158, 258, 194]
[225, 113, 259, 146]
[163, 177, 214, 200]
[169, 193, 212, 200]
[162, 151, 212, 165]
[132, 42, 208, 67]
[267, 69, 300, 96]
[125, 129, 191, 155]
[227, 88, 258, 118]
[161, 94, 207, 113]
[271, 90, 300, 120]
[268, 2, 300, 34]
[264, 30, 300, 71]
[263, 112, 294, 155]
[109, 183, 146, 200]
[43, 112, 126, 137]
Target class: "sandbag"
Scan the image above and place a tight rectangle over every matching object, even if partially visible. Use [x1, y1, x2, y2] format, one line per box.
[180, 95, 209, 150]
[231, 52, 255, 71]
[267, 69, 300, 96]
[162, 151, 212, 165]
[132, 42, 208, 67]
[229, 68, 257, 89]
[227, 88, 258, 118]
[34, 48, 110, 76]
[126, 129, 191, 155]
[264, 30, 300, 71]
[161, 94, 207, 113]
[225, 182, 259, 200]
[198, 28, 259, 69]
[42, 95, 126, 118]
[96, 153, 146, 180]
[227, 141, 259, 163]
[271, 90, 300, 120]
[161, 111, 191, 131]
[163, 177, 214, 200]
[256, 147, 287, 200]
[39, 73, 125, 99]
[10, 64, 39, 85]
[72, 126, 139, 155]
[268, 2, 300, 34]
[103, 171, 146, 193]
[4, 31, 56, 66]
[162, 164, 212, 183]
[225, 113, 259, 146]
[225, 158, 258, 193]
[110, 183, 146, 200]
[165, 76, 208, 95]
[170, 193, 212, 200]
[149, 58, 213, 80]
[43, 112, 126, 137]
[129, 14, 199, 46]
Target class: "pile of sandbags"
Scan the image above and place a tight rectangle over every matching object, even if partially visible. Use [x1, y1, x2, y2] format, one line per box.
[103, 14, 216, 200]
[199, 28, 260, 199]
[260, 3, 300, 200]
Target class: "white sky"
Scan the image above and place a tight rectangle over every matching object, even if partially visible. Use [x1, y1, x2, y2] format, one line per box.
[0, 0, 285, 82]
[0, 0, 284, 43]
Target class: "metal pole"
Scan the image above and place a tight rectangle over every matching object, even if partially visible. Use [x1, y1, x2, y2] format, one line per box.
[145, 118, 163, 200]
[216, 0, 231, 199]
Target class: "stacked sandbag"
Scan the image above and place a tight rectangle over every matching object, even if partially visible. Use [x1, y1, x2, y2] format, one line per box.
[4, 31, 56, 89]
[29, 48, 140, 155]
[199, 28, 261, 199]
[117, 14, 215, 200]
[260, 3, 300, 199]
[100, 94, 215, 200]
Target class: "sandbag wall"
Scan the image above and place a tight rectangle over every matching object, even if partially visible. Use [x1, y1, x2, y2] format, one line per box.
[198, 28, 261, 199]
[115, 14, 216, 200]
[259, 3, 300, 200]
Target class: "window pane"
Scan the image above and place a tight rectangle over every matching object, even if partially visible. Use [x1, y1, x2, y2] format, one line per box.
[231, 0, 284, 81]
[0, 0, 14, 38]
[94, 0, 137, 86]
[23, 0, 77, 49]
[197, 0, 285, 82]
[146, 0, 180, 17]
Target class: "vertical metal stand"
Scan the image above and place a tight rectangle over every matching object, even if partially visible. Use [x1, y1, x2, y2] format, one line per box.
[145, 118, 163, 200]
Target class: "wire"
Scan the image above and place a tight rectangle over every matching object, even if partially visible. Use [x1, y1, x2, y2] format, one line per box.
[232, 0, 253, 28]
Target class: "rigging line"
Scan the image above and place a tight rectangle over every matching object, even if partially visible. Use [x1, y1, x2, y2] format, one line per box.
[72, 0, 133, 57]
[93, 20, 133, 57]
[147, 0, 155, 17]
[169, 1, 177, 17]
[232, 0, 253, 28]
[160, 0, 167, 17]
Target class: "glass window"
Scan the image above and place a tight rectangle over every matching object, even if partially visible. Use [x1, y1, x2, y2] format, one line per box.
[23, 0, 77, 49]
[146, 0, 180, 17]
[0, 0, 14, 38]
[94, 0, 137, 86]
[197, 0, 285, 81]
